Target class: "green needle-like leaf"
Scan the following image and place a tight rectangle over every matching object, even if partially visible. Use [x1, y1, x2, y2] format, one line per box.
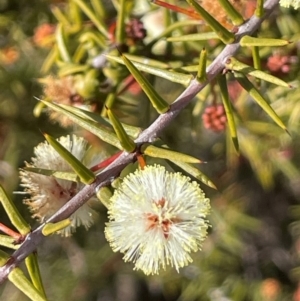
[59, 104, 142, 139]
[72, 0, 108, 38]
[41, 45, 58, 74]
[25, 254, 47, 299]
[252, 46, 261, 87]
[40, 99, 122, 149]
[106, 54, 193, 86]
[167, 32, 220, 42]
[234, 73, 287, 131]
[115, 0, 126, 43]
[255, 0, 264, 17]
[240, 35, 290, 47]
[186, 0, 235, 44]
[171, 161, 217, 189]
[43, 133, 96, 185]
[0, 185, 31, 236]
[91, 0, 105, 19]
[51, 6, 71, 27]
[218, 0, 244, 25]
[42, 220, 72, 236]
[0, 235, 19, 249]
[217, 75, 239, 152]
[57, 63, 89, 77]
[0, 249, 9, 265]
[197, 48, 207, 83]
[226, 57, 290, 88]
[107, 109, 136, 152]
[55, 24, 71, 63]
[121, 54, 170, 114]
[142, 144, 203, 163]
[96, 187, 112, 208]
[8, 268, 47, 301]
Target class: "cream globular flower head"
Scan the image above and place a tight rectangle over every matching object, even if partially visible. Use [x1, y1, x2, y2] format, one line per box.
[20, 135, 100, 237]
[105, 165, 210, 275]
[279, 0, 300, 9]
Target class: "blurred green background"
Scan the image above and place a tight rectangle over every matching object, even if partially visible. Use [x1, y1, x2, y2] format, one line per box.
[1, 0, 300, 300]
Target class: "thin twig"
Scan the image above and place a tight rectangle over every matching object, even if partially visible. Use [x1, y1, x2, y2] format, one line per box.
[0, 0, 279, 285]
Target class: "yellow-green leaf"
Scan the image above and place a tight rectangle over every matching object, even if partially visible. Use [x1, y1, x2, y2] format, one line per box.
[43, 133, 95, 185]
[79, 30, 106, 48]
[57, 63, 89, 77]
[0, 234, 19, 250]
[40, 99, 122, 149]
[106, 54, 193, 86]
[59, 104, 142, 139]
[0, 184, 31, 236]
[186, 0, 235, 44]
[141, 144, 203, 164]
[25, 254, 47, 299]
[218, 0, 244, 25]
[41, 46, 58, 74]
[197, 48, 207, 83]
[167, 32, 219, 42]
[96, 186, 112, 208]
[147, 19, 201, 48]
[72, 0, 108, 38]
[171, 160, 217, 189]
[8, 268, 47, 301]
[122, 54, 169, 69]
[55, 24, 71, 63]
[234, 73, 287, 131]
[255, 0, 264, 17]
[107, 109, 136, 152]
[0, 249, 9, 266]
[115, 0, 126, 43]
[217, 75, 239, 152]
[121, 54, 170, 114]
[240, 35, 290, 47]
[252, 46, 261, 70]
[42, 220, 72, 236]
[226, 57, 290, 88]
[33, 102, 46, 118]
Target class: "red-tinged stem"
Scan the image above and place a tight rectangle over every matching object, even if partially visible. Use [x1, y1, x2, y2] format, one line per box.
[0, 223, 22, 241]
[152, 0, 201, 20]
[90, 151, 123, 172]
[117, 75, 137, 96]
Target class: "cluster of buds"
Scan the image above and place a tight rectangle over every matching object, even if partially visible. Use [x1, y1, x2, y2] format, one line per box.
[266, 53, 295, 75]
[202, 104, 227, 132]
[125, 18, 147, 46]
[109, 18, 147, 46]
[33, 23, 56, 48]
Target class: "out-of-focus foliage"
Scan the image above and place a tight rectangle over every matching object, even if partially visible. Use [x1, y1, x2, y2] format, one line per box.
[1, 0, 300, 300]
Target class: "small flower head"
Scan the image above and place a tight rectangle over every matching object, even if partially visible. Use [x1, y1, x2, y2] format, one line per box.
[41, 76, 94, 127]
[280, 0, 300, 9]
[105, 165, 210, 275]
[20, 135, 100, 236]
